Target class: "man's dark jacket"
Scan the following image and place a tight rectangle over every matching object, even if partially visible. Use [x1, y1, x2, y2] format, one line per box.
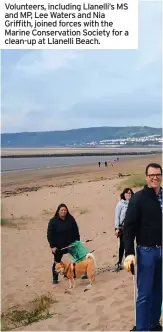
[47, 214, 80, 249]
[123, 185, 162, 256]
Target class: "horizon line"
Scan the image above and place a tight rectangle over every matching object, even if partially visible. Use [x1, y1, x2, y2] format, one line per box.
[1, 125, 162, 135]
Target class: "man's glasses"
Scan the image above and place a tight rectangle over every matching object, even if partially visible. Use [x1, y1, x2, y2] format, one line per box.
[147, 174, 162, 179]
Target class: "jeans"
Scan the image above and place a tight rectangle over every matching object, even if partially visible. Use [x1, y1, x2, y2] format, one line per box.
[136, 246, 162, 331]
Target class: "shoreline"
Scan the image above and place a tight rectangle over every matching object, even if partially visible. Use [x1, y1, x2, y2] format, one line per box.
[1, 154, 161, 195]
[2, 152, 161, 175]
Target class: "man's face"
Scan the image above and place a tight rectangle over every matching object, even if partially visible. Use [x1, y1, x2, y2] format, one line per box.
[146, 166, 162, 189]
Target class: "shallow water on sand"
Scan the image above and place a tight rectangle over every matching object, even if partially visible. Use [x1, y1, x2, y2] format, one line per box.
[1, 155, 146, 173]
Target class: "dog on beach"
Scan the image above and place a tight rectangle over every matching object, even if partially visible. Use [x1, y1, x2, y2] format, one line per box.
[55, 253, 96, 290]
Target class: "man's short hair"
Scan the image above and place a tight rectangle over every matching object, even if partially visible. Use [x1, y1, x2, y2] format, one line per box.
[145, 163, 162, 175]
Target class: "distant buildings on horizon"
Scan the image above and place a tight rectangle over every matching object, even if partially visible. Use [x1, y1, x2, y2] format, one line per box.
[73, 134, 162, 147]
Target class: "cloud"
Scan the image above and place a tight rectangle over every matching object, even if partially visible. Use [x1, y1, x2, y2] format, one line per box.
[15, 50, 80, 76]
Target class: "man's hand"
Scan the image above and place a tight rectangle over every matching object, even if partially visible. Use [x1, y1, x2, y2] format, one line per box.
[124, 255, 136, 272]
[115, 229, 120, 237]
[52, 247, 57, 254]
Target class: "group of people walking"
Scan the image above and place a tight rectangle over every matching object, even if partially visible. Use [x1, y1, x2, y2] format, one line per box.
[98, 157, 119, 168]
[47, 162, 162, 332]
[98, 161, 108, 167]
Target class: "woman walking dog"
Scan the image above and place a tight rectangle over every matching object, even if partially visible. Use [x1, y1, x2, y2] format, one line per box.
[114, 188, 134, 272]
[47, 203, 80, 284]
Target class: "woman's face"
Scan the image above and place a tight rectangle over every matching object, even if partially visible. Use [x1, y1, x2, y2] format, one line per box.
[58, 207, 67, 219]
[124, 190, 132, 200]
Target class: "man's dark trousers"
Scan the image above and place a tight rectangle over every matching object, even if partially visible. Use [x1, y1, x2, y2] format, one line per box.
[136, 246, 162, 331]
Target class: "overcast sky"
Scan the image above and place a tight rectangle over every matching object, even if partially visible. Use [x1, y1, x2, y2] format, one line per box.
[1, 1, 162, 133]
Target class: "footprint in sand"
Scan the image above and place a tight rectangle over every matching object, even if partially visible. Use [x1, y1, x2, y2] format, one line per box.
[95, 305, 104, 314]
[90, 323, 107, 331]
[88, 295, 106, 303]
[81, 322, 90, 330]
[109, 299, 120, 307]
[66, 317, 81, 324]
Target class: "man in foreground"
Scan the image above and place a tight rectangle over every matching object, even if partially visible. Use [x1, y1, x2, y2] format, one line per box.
[123, 163, 162, 331]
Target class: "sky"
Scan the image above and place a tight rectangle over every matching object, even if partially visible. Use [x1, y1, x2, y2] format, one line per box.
[1, 1, 162, 133]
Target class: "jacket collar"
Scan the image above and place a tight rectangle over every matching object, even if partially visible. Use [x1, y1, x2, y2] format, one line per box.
[121, 199, 129, 205]
[143, 185, 162, 195]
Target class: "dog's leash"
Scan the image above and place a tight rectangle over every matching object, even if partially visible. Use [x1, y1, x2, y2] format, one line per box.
[60, 239, 93, 251]
[59, 242, 113, 273]
[60, 243, 77, 251]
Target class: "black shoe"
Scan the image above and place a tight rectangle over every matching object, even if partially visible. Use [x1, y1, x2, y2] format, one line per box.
[82, 274, 88, 280]
[53, 279, 59, 284]
[130, 326, 136, 331]
[115, 263, 122, 272]
[52, 270, 59, 283]
[150, 324, 162, 331]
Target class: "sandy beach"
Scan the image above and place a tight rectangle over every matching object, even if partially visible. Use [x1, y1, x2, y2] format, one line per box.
[1, 154, 162, 331]
[1, 146, 161, 156]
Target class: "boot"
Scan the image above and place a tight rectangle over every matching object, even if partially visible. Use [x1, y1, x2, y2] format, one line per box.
[52, 264, 59, 284]
[53, 279, 59, 284]
[115, 262, 122, 272]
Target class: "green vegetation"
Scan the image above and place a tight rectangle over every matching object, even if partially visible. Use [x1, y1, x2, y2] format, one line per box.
[1, 217, 14, 227]
[1, 218, 5, 226]
[118, 174, 146, 190]
[1, 293, 56, 331]
[1, 214, 30, 229]
[1, 217, 21, 229]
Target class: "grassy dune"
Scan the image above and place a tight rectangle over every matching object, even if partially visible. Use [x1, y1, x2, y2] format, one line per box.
[118, 174, 145, 190]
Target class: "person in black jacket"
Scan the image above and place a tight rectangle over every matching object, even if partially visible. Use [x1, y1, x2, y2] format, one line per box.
[47, 203, 80, 284]
[123, 163, 162, 332]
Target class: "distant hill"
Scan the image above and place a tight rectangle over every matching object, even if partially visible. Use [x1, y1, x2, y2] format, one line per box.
[1, 126, 162, 148]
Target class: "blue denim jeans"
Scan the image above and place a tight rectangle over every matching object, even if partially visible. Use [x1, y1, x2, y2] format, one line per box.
[136, 246, 162, 331]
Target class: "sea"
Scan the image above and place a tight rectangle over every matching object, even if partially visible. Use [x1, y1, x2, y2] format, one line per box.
[1, 154, 151, 173]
